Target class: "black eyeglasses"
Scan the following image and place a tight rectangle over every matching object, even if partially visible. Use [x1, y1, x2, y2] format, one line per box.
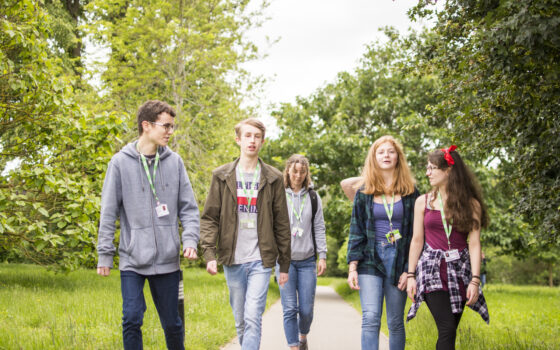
[426, 165, 439, 173]
[150, 121, 177, 132]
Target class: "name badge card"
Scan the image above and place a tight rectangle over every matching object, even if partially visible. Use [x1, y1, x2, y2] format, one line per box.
[241, 219, 256, 229]
[156, 203, 170, 217]
[292, 227, 304, 237]
[444, 249, 460, 262]
[385, 229, 401, 244]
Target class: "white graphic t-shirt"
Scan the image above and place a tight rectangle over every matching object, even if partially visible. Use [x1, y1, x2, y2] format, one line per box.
[233, 168, 261, 264]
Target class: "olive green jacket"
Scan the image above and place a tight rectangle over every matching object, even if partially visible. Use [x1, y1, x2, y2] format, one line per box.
[200, 158, 292, 272]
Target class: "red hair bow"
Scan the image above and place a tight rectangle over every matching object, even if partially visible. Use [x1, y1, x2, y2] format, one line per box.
[441, 145, 457, 166]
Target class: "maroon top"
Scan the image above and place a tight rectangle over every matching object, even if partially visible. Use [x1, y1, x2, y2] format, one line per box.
[424, 194, 468, 299]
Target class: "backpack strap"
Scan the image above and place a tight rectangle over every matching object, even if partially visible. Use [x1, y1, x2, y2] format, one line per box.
[309, 189, 318, 258]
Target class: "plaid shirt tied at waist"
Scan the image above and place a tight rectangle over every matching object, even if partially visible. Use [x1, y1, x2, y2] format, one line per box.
[407, 244, 489, 324]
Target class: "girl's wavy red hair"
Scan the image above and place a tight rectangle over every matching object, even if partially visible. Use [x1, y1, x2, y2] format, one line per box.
[359, 135, 415, 196]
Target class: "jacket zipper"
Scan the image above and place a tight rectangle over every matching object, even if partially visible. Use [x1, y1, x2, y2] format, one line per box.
[229, 176, 239, 266]
[230, 205, 238, 266]
[149, 162, 158, 273]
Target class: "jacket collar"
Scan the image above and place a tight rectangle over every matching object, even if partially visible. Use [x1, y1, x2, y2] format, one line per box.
[218, 157, 278, 199]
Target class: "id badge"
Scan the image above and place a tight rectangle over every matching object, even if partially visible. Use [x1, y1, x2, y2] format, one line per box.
[241, 219, 256, 229]
[292, 227, 304, 237]
[247, 219, 255, 229]
[385, 232, 394, 244]
[444, 249, 460, 262]
[386, 229, 401, 244]
[156, 203, 170, 217]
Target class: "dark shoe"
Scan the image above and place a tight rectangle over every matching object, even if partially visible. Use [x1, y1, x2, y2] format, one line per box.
[299, 340, 308, 350]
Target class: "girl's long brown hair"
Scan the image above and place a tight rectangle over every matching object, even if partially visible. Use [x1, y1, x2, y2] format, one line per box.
[428, 149, 489, 233]
[359, 135, 415, 196]
[283, 154, 313, 189]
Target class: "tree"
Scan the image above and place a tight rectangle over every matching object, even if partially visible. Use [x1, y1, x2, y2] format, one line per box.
[410, 0, 560, 243]
[1, 0, 67, 167]
[1, 0, 126, 269]
[44, 0, 90, 76]
[263, 29, 444, 275]
[2, 0, 268, 270]
[86, 0, 266, 200]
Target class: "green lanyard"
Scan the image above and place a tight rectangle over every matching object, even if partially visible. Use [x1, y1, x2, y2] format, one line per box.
[139, 149, 160, 203]
[286, 191, 306, 224]
[381, 194, 395, 230]
[237, 163, 260, 212]
[438, 192, 453, 249]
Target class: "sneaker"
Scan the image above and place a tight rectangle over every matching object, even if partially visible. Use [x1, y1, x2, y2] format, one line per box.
[299, 340, 308, 350]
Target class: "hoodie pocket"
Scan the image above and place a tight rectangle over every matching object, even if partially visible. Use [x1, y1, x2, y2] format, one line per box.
[128, 227, 156, 267]
[155, 224, 180, 265]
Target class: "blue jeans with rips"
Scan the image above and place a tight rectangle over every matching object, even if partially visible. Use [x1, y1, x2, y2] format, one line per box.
[276, 256, 317, 347]
[358, 241, 406, 350]
[223, 260, 272, 350]
[120, 270, 184, 350]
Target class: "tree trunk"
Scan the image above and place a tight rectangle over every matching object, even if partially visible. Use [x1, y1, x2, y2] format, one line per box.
[549, 263, 554, 287]
[63, 0, 83, 75]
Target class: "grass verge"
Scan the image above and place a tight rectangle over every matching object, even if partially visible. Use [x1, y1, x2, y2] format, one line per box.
[0, 263, 279, 350]
[331, 278, 559, 349]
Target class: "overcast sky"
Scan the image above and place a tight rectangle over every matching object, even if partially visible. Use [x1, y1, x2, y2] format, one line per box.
[242, 0, 432, 130]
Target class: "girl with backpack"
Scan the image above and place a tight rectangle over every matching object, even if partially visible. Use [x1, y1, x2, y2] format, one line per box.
[277, 154, 327, 350]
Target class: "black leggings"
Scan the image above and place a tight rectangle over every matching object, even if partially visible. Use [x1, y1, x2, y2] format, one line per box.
[425, 291, 466, 350]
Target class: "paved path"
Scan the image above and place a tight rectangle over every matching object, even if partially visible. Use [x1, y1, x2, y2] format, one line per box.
[221, 285, 389, 350]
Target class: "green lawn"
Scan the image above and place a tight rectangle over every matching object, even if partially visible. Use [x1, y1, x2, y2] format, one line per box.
[3, 264, 557, 349]
[329, 279, 560, 350]
[0, 263, 279, 350]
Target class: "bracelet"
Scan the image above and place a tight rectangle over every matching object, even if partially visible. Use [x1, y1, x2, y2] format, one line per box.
[407, 272, 416, 276]
[471, 275, 481, 280]
[349, 269, 357, 273]
[407, 275, 416, 279]
[469, 280, 480, 286]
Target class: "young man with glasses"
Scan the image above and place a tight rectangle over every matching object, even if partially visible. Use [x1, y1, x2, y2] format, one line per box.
[97, 100, 200, 350]
[200, 118, 291, 350]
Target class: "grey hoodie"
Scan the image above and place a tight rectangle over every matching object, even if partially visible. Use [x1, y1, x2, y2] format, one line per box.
[285, 186, 327, 260]
[97, 141, 200, 275]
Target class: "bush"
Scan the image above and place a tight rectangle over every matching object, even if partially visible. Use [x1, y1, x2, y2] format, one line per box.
[486, 252, 558, 286]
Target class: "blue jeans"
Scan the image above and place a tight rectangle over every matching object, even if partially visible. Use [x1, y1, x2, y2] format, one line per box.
[358, 242, 406, 350]
[120, 270, 184, 350]
[223, 260, 272, 350]
[276, 256, 317, 347]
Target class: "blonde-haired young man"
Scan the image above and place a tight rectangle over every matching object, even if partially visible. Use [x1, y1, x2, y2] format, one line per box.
[200, 118, 291, 350]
